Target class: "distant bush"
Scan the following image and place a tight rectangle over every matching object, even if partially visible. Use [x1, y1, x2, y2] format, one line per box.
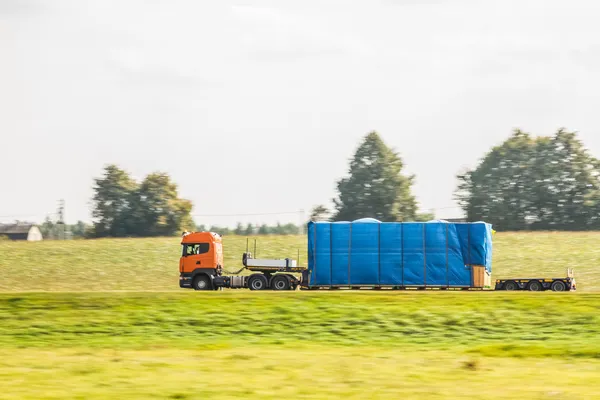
[0, 235, 9, 241]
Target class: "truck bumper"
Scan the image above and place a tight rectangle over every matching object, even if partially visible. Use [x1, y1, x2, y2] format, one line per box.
[179, 274, 192, 288]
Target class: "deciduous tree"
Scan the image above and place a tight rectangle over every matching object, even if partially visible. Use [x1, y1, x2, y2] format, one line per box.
[332, 131, 417, 222]
[456, 129, 600, 230]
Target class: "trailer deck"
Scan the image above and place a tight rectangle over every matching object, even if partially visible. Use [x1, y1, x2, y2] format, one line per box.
[494, 268, 575, 291]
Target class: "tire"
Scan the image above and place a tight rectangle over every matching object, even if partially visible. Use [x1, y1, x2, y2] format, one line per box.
[248, 274, 268, 291]
[192, 275, 211, 291]
[527, 280, 543, 291]
[271, 275, 290, 291]
[286, 274, 298, 290]
[503, 280, 519, 291]
[551, 280, 567, 292]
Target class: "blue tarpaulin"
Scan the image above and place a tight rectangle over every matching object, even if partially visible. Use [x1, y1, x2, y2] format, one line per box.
[307, 219, 493, 287]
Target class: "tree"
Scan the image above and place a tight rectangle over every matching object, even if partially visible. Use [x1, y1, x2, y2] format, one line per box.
[70, 221, 88, 238]
[414, 212, 435, 222]
[258, 224, 270, 235]
[534, 130, 600, 229]
[332, 131, 417, 222]
[40, 216, 59, 239]
[279, 222, 300, 235]
[208, 225, 230, 235]
[309, 205, 330, 221]
[135, 172, 194, 236]
[91, 165, 138, 237]
[91, 165, 194, 237]
[234, 222, 245, 235]
[196, 224, 207, 232]
[244, 223, 254, 236]
[456, 130, 536, 230]
[456, 129, 600, 230]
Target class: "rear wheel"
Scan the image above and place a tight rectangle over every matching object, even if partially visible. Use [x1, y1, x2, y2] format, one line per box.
[271, 275, 290, 291]
[192, 275, 211, 291]
[286, 274, 298, 290]
[551, 280, 567, 292]
[248, 274, 268, 290]
[527, 280, 543, 291]
[504, 280, 519, 291]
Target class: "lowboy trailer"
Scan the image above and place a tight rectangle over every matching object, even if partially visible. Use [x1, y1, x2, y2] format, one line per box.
[494, 268, 576, 292]
[179, 222, 578, 292]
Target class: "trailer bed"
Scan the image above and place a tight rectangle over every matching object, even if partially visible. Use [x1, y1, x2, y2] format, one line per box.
[494, 269, 575, 291]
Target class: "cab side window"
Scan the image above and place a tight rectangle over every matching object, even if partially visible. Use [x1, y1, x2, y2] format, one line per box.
[184, 243, 209, 256]
[197, 243, 209, 254]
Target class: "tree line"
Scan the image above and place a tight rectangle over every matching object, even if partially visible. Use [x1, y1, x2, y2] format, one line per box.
[198, 222, 301, 236]
[75, 127, 600, 238]
[313, 128, 600, 231]
[39, 218, 302, 239]
[456, 129, 600, 230]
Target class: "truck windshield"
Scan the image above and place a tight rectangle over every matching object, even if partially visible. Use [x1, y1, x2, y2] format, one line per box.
[183, 243, 209, 256]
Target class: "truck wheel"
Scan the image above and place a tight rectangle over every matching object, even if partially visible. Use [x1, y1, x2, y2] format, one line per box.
[527, 280, 543, 291]
[285, 274, 298, 290]
[192, 275, 211, 291]
[504, 280, 518, 291]
[248, 274, 268, 290]
[551, 280, 567, 292]
[271, 275, 290, 291]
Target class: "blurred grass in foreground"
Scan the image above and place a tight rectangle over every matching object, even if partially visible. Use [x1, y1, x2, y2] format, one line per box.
[1, 292, 599, 399]
[2, 346, 599, 399]
[1, 231, 599, 291]
[1, 292, 599, 351]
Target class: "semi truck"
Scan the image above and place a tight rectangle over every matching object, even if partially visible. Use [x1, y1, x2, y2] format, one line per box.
[179, 219, 576, 292]
[179, 231, 304, 290]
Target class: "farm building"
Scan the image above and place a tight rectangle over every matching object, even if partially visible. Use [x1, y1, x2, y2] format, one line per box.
[0, 222, 43, 241]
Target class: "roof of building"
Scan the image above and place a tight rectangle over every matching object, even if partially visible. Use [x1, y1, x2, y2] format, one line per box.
[0, 222, 38, 234]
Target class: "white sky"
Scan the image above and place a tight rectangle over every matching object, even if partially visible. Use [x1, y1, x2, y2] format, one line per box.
[1, 0, 600, 227]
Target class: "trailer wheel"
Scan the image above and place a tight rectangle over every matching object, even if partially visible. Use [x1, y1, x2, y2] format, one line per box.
[192, 275, 211, 291]
[248, 274, 268, 290]
[503, 280, 519, 291]
[551, 280, 567, 292]
[527, 280, 543, 291]
[271, 275, 290, 291]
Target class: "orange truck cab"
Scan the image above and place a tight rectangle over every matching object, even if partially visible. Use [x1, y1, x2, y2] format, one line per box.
[179, 231, 223, 290]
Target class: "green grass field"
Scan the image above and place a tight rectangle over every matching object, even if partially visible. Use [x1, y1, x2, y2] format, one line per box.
[1, 232, 600, 398]
[1, 232, 599, 291]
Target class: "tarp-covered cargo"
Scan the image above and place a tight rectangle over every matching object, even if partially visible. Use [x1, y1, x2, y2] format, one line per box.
[307, 219, 493, 287]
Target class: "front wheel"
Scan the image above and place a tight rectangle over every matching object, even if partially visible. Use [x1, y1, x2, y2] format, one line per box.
[504, 280, 519, 291]
[193, 275, 212, 291]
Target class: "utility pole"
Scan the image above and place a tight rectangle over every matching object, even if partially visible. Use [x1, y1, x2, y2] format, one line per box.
[57, 199, 70, 240]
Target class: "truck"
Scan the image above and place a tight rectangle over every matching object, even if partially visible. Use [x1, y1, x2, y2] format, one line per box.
[179, 231, 304, 290]
[178, 219, 576, 292]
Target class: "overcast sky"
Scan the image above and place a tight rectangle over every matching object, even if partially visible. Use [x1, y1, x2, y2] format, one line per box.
[1, 0, 600, 227]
